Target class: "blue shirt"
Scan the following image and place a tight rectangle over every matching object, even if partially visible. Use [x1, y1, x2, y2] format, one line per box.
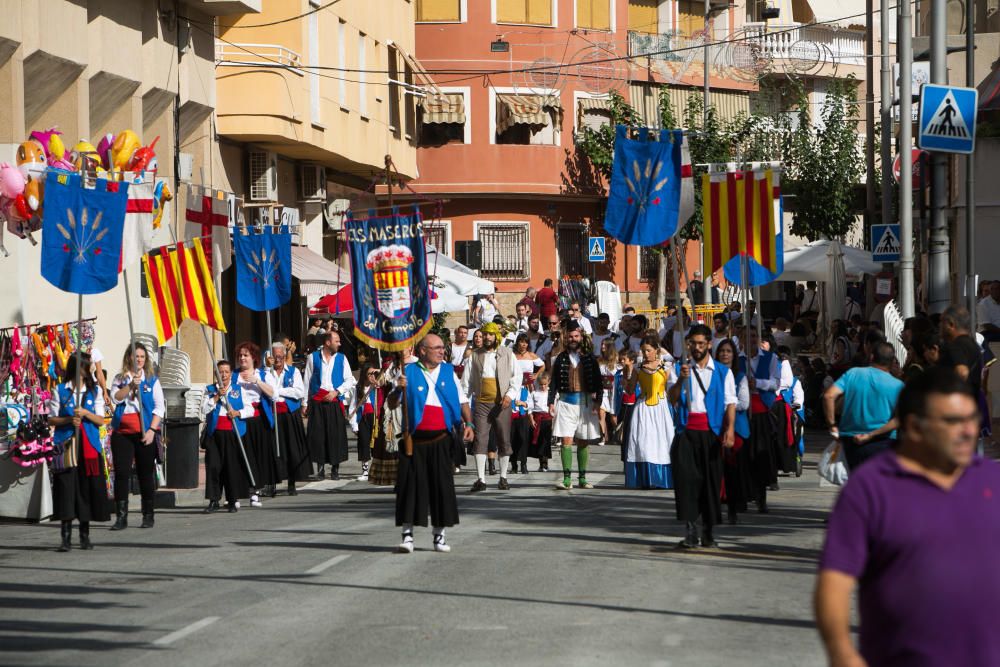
[833, 367, 903, 437]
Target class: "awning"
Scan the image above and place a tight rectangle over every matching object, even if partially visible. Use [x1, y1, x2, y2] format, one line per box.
[577, 97, 610, 126]
[291, 246, 350, 303]
[391, 41, 442, 96]
[420, 93, 466, 124]
[807, 0, 866, 29]
[496, 94, 563, 134]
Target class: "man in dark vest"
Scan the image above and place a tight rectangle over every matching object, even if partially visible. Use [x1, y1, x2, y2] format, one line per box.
[670, 324, 737, 548]
[304, 331, 356, 480]
[741, 327, 785, 512]
[391, 334, 474, 553]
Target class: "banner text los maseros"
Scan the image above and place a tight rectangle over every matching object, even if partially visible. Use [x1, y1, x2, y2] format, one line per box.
[346, 211, 432, 352]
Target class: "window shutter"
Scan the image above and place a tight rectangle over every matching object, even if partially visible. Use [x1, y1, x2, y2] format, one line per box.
[497, 0, 527, 23]
[527, 0, 552, 25]
[577, 0, 593, 27]
[417, 0, 461, 21]
[628, 0, 658, 33]
[591, 0, 610, 30]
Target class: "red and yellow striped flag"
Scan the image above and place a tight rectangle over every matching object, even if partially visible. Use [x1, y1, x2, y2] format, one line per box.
[142, 241, 227, 345]
[702, 169, 777, 275]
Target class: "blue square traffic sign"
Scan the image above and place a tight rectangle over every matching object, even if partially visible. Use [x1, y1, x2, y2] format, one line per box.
[871, 224, 901, 263]
[918, 84, 978, 154]
[588, 236, 606, 262]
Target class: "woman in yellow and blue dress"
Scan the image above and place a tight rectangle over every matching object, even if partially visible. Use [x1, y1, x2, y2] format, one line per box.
[623, 337, 676, 489]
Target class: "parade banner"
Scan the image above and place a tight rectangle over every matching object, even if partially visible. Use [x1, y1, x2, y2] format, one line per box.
[143, 241, 227, 344]
[119, 180, 155, 270]
[185, 183, 232, 276]
[41, 171, 128, 295]
[234, 228, 292, 311]
[702, 169, 777, 275]
[346, 209, 432, 351]
[724, 174, 784, 287]
[604, 126, 684, 247]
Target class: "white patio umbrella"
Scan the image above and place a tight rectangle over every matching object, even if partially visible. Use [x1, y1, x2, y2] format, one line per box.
[431, 284, 470, 314]
[819, 240, 847, 358]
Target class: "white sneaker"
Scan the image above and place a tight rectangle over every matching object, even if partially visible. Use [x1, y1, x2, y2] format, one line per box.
[250, 494, 262, 508]
[397, 533, 414, 554]
[356, 473, 369, 481]
[234, 501, 241, 510]
[433, 535, 451, 553]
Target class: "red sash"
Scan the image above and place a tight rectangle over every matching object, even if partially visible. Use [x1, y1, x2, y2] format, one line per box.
[117, 412, 142, 435]
[216, 415, 234, 432]
[276, 402, 289, 414]
[750, 394, 769, 415]
[416, 404, 446, 432]
[531, 411, 552, 445]
[687, 412, 710, 432]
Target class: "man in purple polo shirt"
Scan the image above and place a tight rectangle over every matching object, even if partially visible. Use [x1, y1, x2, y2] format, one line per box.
[815, 368, 1000, 667]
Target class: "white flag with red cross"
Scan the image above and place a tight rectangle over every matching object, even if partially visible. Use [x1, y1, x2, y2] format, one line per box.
[119, 180, 156, 271]
[184, 184, 232, 276]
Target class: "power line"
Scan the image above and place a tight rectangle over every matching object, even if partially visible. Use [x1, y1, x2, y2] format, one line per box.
[213, 1, 344, 28]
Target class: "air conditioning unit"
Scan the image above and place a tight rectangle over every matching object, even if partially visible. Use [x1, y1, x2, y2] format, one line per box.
[299, 164, 327, 202]
[249, 150, 278, 202]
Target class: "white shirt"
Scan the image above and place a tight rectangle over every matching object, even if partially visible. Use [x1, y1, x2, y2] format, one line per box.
[49, 382, 106, 419]
[449, 342, 468, 366]
[778, 359, 794, 391]
[735, 375, 750, 412]
[802, 289, 819, 313]
[111, 371, 166, 418]
[573, 316, 593, 335]
[686, 357, 738, 413]
[977, 296, 1000, 330]
[303, 350, 357, 407]
[261, 365, 306, 404]
[530, 389, 549, 412]
[742, 351, 785, 393]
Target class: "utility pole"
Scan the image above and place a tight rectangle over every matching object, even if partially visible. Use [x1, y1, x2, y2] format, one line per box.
[966, 0, 977, 328]
[928, 0, 949, 313]
[898, 0, 915, 317]
[879, 0, 892, 231]
[865, 0, 876, 235]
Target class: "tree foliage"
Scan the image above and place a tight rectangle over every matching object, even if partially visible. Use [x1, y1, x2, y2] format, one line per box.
[573, 77, 865, 242]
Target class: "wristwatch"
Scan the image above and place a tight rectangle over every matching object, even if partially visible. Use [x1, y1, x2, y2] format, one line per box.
[465, 422, 475, 429]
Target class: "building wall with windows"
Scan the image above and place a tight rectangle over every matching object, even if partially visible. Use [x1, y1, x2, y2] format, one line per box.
[412, 0, 749, 311]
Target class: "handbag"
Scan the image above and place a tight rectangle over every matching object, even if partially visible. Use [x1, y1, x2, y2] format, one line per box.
[818, 439, 849, 486]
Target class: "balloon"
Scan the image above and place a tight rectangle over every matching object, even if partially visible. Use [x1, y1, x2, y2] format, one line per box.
[15, 141, 46, 180]
[71, 140, 104, 174]
[0, 162, 26, 199]
[24, 178, 43, 216]
[28, 128, 62, 159]
[128, 135, 159, 173]
[95, 133, 115, 170]
[48, 133, 67, 162]
[111, 129, 140, 172]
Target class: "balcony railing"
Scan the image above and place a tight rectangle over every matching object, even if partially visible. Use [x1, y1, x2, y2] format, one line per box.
[627, 30, 706, 64]
[216, 42, 304, 73]
[742, 23, 865, 67]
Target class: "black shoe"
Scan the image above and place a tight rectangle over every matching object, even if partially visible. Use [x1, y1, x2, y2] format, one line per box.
[57, 521, 72, 552]
[287, 485, 298, 497]
[331, 467, 341, 481]
[79, 522, 93, 550]
[265, 484, 277, 498]
[204, 500, 221, 514]
[470, 479, 487, 493]
[701, 526, 718, 548]
[520, 465, 529, 475]
[110, 501, 128, 531]
[727, 508, 738, 525]
[227, 502, 238, 513]
[768, 482, 780, 491]
[678, 521, 699, 549]
[488, 459, 497, 476]
[498, 477, 510, 491]
[758, 497, 769, 514]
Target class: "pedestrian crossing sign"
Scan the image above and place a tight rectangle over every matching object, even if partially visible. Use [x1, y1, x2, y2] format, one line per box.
[588, 236, 606, 262]
[871, 223, 901, 263]
[918, 84, 978, 154]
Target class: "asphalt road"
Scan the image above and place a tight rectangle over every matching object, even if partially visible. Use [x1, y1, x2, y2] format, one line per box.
[1, 442, 838, 667]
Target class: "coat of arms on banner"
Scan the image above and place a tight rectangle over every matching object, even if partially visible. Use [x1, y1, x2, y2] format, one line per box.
[368, 244, 414, 318]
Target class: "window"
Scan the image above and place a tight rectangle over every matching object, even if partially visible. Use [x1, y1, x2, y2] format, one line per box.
[639, 246, 659, 282]
[337, 21, 347, 107]
[388, 47, 401, 135]
[495, 93, 562, 145]
[357, 32, 367, 117]
[423, 221, 451, 256]
[497, 0, 552, 26]
[628, 0, 658, 34]
[417, 0, 461, 21]
[577, 0, 610, 30]
[576, 97, 611, 136]
[418, 92, 467, 146]
[477, 223, 530, 281]
[404, 63, 417, 138]
[677, 0, 704, 35]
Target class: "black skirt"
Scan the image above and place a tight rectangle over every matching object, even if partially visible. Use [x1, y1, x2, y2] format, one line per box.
[307, 401, 349, 466]
[723, 436, 754, 513]
[244, 415, 274, 488]
[357, 412, 375, 463]
[617, 403, 636, 463]
[511, 415, 532, 462]
[275, 410, 312, 482]
[395, 433, 459, 528]
[205, 429, 253, 501]
[670, 428, 724, 525]
[51, 457, 112, 523]
[527, 414, 553, 460]
[748, 410, 779, 491]
[450, 424, 468, 467]
[770, 401, 797, 474]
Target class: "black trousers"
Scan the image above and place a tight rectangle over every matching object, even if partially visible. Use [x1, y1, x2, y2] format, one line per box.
[671, 428, 723, 526]
[204, 430, 252, 503]
[111, 431, 157, 507]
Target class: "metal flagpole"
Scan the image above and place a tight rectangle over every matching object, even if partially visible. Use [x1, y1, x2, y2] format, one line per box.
[265, 309, 282, 460]
[121, 269, 146, 434]
[199, 325, 255, 489]
[671, 235, 686, 366]
[73, 294, 84, 455]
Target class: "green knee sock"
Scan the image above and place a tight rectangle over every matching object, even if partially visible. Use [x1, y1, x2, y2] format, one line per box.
[577, 446, 589, 481]
[560, 446, 573, 480]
